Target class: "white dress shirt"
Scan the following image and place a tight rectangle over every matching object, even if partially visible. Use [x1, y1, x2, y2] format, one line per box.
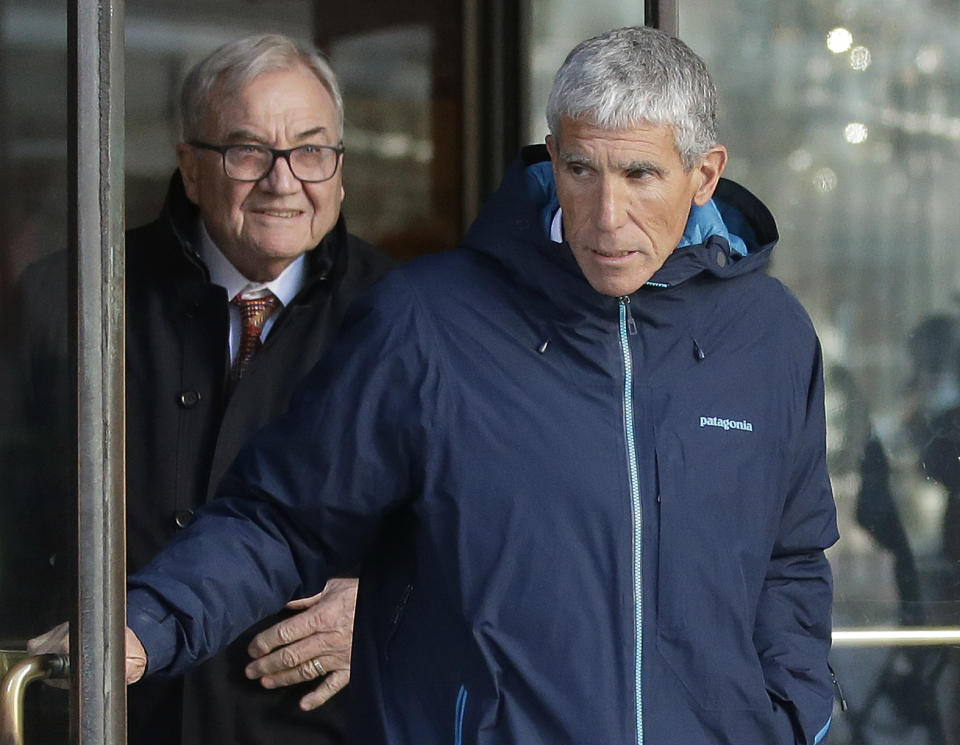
[198, 222, 307, 364]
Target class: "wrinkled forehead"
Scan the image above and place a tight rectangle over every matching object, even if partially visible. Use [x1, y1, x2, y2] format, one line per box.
[554, 116, 680, 155]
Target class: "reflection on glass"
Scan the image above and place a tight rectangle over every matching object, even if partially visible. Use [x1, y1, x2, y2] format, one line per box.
[827, 27, 854, 54]
[844, 122, 869, 144]
[850, 45, 872, 71]
[0, 1, 72, 742]
[329, 23, 459, 261]
[678, 1, 960, 742]
[526, 0, 644, 142]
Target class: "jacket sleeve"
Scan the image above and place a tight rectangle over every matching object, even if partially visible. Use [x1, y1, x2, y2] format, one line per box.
[755, 338, 839, 744]
[128, 269, 436, 676]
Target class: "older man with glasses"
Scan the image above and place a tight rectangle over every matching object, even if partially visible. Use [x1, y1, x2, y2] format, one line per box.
[22, 31, 393, 745]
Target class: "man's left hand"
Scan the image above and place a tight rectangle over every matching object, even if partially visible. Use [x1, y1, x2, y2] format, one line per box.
[245, 577, 357, 711]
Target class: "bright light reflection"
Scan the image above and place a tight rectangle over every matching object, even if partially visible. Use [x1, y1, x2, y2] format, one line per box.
[844, 123, 869, 144]
[827, 27, 853, 54]
[814, 168, 838, 192]
[916, 44, 942, 74]
[788, 149, 813, 172]
[850, 46, 871, 71]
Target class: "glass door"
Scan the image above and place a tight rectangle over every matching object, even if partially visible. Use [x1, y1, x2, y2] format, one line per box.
[0, 1, 126, 743]
[0, 0, 76, 742]
[677, 2, 960, 743]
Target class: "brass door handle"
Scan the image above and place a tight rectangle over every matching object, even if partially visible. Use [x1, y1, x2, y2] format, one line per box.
[0, 653, 69, 745]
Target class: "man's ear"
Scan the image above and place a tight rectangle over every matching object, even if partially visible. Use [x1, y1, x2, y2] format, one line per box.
[545, 134, 556, 162]
[175, 142, 201, 205]
[692, 145, 728, 207]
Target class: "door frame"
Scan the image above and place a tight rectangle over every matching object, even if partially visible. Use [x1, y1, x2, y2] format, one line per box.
[71, 1, 126, 742]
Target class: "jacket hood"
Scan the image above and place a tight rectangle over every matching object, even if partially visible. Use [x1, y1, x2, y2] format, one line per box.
[461, 144, 779, 312]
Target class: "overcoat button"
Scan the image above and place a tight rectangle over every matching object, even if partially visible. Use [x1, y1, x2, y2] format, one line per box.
[716, 251, 727, 267]
[174, 509, 194, 529]
[178, 390, 201, 408]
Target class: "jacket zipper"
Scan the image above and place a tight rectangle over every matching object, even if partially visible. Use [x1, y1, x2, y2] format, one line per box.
[618, 296, 643, 745]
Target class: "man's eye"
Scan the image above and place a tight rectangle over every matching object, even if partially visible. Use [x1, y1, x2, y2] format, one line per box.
[568, 164, 589, 177]
[299, 145, 321, 154]
[234, 145, 264, 155]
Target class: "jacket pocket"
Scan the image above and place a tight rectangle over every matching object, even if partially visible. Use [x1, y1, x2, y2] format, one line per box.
[654, 434, 770, 711]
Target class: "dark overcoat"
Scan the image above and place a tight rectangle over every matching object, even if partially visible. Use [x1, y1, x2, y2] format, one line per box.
[11, 172, 395, 745]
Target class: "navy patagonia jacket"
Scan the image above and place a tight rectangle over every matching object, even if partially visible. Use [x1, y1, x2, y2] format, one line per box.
[129, 145, 839, 745]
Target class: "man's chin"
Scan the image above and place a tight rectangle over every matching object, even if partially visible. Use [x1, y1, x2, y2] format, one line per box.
[589, 282, 646, 298]
[230, 243, 314, 282]
[582, 266, 653, 298]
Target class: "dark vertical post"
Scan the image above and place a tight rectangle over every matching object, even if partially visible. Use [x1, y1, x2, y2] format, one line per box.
[646, 0, 679, 35]
[461, 0, 530, 226]
[69, 1, 126, 743]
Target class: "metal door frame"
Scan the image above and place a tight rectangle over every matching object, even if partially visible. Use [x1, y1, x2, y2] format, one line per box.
[70, 1, 126, 742]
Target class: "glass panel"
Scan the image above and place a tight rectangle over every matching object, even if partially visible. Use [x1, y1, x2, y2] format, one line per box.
[676, 2, 960, 743]
[329, 23, 458, 260]
[0, 0, 73, 742]
[526, 0, 644, 144]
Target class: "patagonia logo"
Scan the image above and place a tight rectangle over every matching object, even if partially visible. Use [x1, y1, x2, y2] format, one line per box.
[699, 416, 754, 432]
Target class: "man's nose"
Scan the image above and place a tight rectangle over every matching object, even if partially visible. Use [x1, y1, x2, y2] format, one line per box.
[595, 178, 626, 231]
[260, 153, 300, 194]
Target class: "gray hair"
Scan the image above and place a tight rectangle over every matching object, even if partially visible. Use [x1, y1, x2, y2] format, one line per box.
[546, 26, 718, 170]
[180, 33, 344, 142]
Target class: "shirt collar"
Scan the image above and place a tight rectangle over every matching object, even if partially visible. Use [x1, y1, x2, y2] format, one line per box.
[198, 220, 306, 306]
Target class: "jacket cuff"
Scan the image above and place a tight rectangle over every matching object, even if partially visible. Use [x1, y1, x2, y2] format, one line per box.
[126, 588, 179, 675]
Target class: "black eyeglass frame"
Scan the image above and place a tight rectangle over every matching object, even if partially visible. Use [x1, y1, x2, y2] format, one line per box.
[189, 140, 345, 183]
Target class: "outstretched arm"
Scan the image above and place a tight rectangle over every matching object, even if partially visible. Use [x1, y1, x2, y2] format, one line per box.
[27, 622, 148, 685]
[125, 271, 434, 679]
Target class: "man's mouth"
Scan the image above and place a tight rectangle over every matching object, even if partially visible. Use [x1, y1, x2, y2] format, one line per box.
[592, 248, 638, 258]
[253, 208, 302, 218]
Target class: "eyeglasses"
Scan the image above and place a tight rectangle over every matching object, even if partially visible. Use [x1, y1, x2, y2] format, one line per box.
[189, 141, 344, 183]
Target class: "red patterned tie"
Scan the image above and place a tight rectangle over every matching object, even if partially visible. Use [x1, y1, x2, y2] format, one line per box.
[230, 291, 281, 383]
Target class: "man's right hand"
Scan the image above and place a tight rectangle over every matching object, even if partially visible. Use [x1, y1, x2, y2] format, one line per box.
[27, 621, 148, 685]
[124, 626, 148, 683]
